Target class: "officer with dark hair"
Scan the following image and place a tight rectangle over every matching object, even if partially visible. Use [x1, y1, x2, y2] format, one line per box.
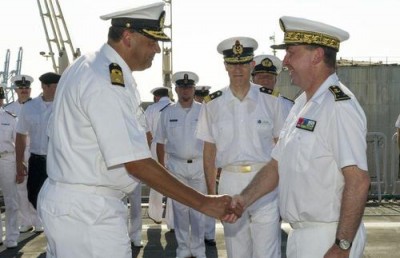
[36, 2, 232, 257]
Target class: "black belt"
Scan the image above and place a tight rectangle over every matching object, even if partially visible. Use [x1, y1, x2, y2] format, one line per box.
[31, 153, 47, 159]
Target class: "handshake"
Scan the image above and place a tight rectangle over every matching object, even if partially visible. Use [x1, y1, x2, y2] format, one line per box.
[200, 194, 246, 223]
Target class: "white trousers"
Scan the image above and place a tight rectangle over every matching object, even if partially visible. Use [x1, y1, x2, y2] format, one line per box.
[148, 188, 163, 222]
[286, 222, 366, 258]
[219, 169, 281, 258]
[17, 177, 40, 227]
[127, 183, 142, 242]
[17, 149, 39, 228]
[0, 153, 19, 242]
[165, 197, 174, 230]
[168, 158, 207, 258]
[204, 216, 216, 240]
[38, 180, 131, 258]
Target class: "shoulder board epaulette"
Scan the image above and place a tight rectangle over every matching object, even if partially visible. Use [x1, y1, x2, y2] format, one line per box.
[329, 85, 350, 101]
[204, 90, 222, 103]
[282, 96, 294, 103]
[109, 63, 125, 87]
[22, 98, 32, 104]
[160, 102, 171, 112]
[5, 110, 16, 118]
[260, 87, 273, 95]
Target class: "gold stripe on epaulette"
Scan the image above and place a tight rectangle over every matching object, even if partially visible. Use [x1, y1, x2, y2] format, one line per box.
[204, 90, 222, 103]
[329, 85, 350, 101]
[109, 63, 125, 87]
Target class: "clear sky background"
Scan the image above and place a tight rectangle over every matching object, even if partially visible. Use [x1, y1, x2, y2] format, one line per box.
[1, 0, 399, 101]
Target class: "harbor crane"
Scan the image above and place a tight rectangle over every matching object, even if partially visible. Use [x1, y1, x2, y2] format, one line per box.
[37, 0, 80, 74]
[0, 47, 23, 103]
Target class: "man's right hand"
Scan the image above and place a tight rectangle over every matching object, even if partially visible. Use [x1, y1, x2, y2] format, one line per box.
[16, 162, 27, 184]
[221, 194, 245, 223]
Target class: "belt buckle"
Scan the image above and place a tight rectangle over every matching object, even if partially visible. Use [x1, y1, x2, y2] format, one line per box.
[240, 165, 252, 173]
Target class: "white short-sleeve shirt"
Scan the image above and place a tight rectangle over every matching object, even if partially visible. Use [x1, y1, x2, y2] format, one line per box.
[47, 44, 151, 193]
[0, 108, 17, 153]
[155, 101, 203, 160]
[16, 96, 53, 155]
[196, 83, 284, 168]
[145, 96, 172, 135]
[5, 100, 23, 116]
[395, 114, 400, 128]
[272, 73, 368, 223]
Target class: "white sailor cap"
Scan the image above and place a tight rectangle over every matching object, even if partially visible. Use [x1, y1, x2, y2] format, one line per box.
[10, 74, 34, 88]
[217, 37, 258, 64]
[195, 86, 211, 97]
[150, 86, 170, 96]
[252, 55, 282, 75]
[100, 2, 170, 41]
[172, 71, 199, 87]
[271, 16, 349, 51]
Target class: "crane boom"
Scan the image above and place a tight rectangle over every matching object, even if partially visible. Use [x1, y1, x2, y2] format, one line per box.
[162, 0, 173, 89]
[37, 0, 80, 74]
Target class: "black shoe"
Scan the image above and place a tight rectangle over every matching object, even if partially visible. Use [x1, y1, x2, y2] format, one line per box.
[204, 238, 216, 246]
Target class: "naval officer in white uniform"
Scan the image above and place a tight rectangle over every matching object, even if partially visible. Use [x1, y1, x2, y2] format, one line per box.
[155, 71, 207, 258]
[37, 3, 232, 258]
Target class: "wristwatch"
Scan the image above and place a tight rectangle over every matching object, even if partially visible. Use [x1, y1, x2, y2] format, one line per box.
[335, 238, 352, 250]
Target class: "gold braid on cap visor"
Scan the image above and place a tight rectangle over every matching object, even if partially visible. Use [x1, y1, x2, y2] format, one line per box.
[142, 29, 170, 40]
[284, 30, 340, 50]
[224, 55, 254, 64]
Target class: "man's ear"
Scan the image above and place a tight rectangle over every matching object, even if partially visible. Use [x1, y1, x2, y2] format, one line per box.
[122, 30, 133, 47]
[313, 47, 325, 64]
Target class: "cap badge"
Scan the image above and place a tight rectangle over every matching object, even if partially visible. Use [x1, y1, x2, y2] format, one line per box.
[183, 74, 189, 84]
[261, 58, 273, 68]
[261, 58, 273, 67]
[109, 63, 125, 87]
[232, 40, 244, 56]
[159, 11, 165, 29]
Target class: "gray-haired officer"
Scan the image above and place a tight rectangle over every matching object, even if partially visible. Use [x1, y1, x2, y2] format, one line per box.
[228, 16, 370, 258]
[252, 54, 294, 119]
[0, 86, 19, 248]
[197, 37, 285, 258]
[36, 2, 232, 258]
[155, 71, 207, 258]
[7, 75, 40, 234]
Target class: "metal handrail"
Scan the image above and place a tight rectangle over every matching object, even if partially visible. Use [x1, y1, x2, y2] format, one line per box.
[367, 132, 388, 202]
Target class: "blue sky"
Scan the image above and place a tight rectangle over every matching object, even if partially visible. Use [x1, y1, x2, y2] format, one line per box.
[1, 0, 399, 101]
